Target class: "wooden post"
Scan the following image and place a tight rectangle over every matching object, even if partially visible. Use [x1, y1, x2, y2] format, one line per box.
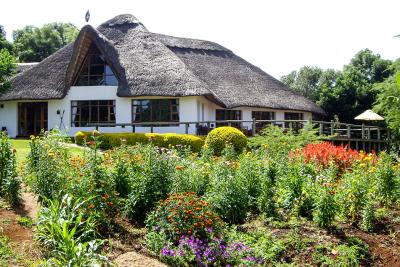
[185, 123, 189, 134]
[150, 125, 154, 133]
[361, 123, 365, 139]
[367, 127, 371, 140]
[330, 120, 334, 136]
[228, 122, 232, 127]
[377, 128, 381, 151]
[319, 123, 323, 135]
[207, 122, 211, 134]
[252, 118, 256, 136]
[347, 125, 351, 139]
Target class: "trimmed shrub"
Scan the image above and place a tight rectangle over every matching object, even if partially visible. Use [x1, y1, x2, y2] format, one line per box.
[204, 127, 247, 155]
[74, 131, 204, 152]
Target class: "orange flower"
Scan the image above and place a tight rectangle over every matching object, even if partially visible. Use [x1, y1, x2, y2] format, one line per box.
[175, 165, 185, 171]
[88, 204, 95, 209]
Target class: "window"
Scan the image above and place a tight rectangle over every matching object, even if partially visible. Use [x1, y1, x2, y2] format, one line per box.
[132, 99, 179, 125]
[71, 100, 116, 127]
[216, 109, 242, 127]
[284, 112, 304, 131]
[73, 44, 118, 86]
[252, 111, 275, 130]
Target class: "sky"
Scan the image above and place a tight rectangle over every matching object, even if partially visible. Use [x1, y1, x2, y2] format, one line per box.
[2, 0, 400, 78]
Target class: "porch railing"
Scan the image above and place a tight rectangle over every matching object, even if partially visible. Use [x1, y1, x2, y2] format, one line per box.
[88, 119, 390, 141]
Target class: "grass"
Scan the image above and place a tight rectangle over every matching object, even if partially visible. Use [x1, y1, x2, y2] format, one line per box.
[9, 139, 30, 164]
[10, 139, 84, 164]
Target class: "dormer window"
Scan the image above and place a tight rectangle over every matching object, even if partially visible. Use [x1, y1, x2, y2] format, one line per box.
[73, 43, 118, 86]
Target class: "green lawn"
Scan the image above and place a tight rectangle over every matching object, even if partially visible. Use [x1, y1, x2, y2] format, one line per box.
[10, 139, 84, 164]
[10, 139, 31, 164]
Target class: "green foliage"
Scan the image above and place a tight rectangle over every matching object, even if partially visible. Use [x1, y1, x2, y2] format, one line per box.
[0, 236, 14, 266]
[17, 216, 34, 228]
[312, 237, 369, 267]
[35, 194, 108, 266]
[204, 126, 247, 156]
[206, 159, 250, 224]
[0, 132, 20, 205]
[75, 131, 205, 152]
[282, 49, 394, 123]
[13, 23, 79, 62]
[374, 72, 400, 136]
[0, 48, 16, 95]
[123, 144, 175, 221]
[249, 125, 322, 162]
[146, 192, 225, 243]
[281, 66, 340, 103]
[27, 130, 70, 202]
[0, 26, 13, 52]
[313, 184, 338, 228]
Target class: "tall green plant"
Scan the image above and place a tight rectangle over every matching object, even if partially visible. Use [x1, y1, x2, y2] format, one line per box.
[0, 132, 20, 205]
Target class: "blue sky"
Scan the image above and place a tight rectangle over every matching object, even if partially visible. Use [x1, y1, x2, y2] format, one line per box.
[2, 0, 400, 78]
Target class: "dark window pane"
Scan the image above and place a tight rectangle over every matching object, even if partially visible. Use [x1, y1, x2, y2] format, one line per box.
[73, 43, 118, 86]
[71, 100, 115, 127]
[89, 76, 104, 86]
[132, 99, 179, 125]
[75, 76, 88, 86]
[90, 65, 104, 75]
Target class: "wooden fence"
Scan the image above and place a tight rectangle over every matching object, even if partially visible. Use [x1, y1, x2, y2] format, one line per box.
[90, 119, 390, 152]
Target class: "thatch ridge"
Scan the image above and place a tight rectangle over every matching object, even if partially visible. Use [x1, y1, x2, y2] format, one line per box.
[1, 14, 325, 115]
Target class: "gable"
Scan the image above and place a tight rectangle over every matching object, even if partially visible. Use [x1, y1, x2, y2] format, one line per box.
[73, 43, 118, 86]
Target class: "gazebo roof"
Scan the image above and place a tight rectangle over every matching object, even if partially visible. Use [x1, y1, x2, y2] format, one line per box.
[354, 109, 384, 121]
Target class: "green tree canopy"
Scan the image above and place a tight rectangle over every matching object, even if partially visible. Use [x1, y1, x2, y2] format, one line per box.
[374, 73, 400, 135]
[0, 25, 13, 52]
[0, 49, 16, 95]
[13, 22, 79, 62]
[281, 49, 394, 123]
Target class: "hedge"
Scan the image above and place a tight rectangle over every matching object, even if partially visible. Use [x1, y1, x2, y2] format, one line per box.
[204, 126, 247, 155]
[75, 131, 205, 152]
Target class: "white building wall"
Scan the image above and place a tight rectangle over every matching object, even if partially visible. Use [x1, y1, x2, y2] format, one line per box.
[0, 101, 18, 137]
[0, 86, 313, 137]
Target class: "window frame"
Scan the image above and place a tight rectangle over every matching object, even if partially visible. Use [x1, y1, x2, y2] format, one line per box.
[132, 99, 180, 126]
[73, 44, 118, 86]
[215, 109, 242, 127]
[71, 100, 116, 127]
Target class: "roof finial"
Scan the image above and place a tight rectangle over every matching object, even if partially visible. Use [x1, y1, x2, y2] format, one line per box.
[85, 10, 90, 23]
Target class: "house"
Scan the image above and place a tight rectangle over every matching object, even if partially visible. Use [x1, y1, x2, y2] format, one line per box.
[0, 14, 324, 137]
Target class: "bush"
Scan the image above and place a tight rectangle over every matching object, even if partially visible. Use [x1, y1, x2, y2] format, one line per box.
[204, 127, 247, 156]
[124, 144, 175, 221]
[146, 192, 225, 243]
[0, 132, 21, 205]
[75, 131, 204, 152]
[206, 160, 250, 224]
[27, 130, 69, 203]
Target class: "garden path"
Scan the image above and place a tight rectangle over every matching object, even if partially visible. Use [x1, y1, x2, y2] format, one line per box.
[114, 251, 168, 267]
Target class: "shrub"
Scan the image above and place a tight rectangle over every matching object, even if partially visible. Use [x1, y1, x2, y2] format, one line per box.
[27, 130, 70, 202]
[74, 131, 204, 152]
[124, 144, 175, 221]
[146, 192, 225, 244]
[374, 152, 399, 205]
[313, 183, 338, 228]
[206, 161, 250, 224]
[0, 132, 21, 205]
[204, 127, 247, 156]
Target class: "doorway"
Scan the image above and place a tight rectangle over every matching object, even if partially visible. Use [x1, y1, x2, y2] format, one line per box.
[18, 102, 48, 137]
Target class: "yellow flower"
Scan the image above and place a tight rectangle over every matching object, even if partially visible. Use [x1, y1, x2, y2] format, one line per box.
[360, 163, 366, 168]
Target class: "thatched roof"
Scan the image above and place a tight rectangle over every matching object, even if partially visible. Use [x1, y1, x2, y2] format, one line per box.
[0, 14, 324, 115]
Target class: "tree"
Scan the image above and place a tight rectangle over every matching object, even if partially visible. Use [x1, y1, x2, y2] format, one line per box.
[374, 73, 400, 135]
[13, 23, 79, 62]
[0, 49, 16, 95]
[0, 25, 13, 52]
[282, 49, 394, 123]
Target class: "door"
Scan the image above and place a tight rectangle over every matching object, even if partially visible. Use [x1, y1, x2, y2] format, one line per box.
[18, 102, 48, 137]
